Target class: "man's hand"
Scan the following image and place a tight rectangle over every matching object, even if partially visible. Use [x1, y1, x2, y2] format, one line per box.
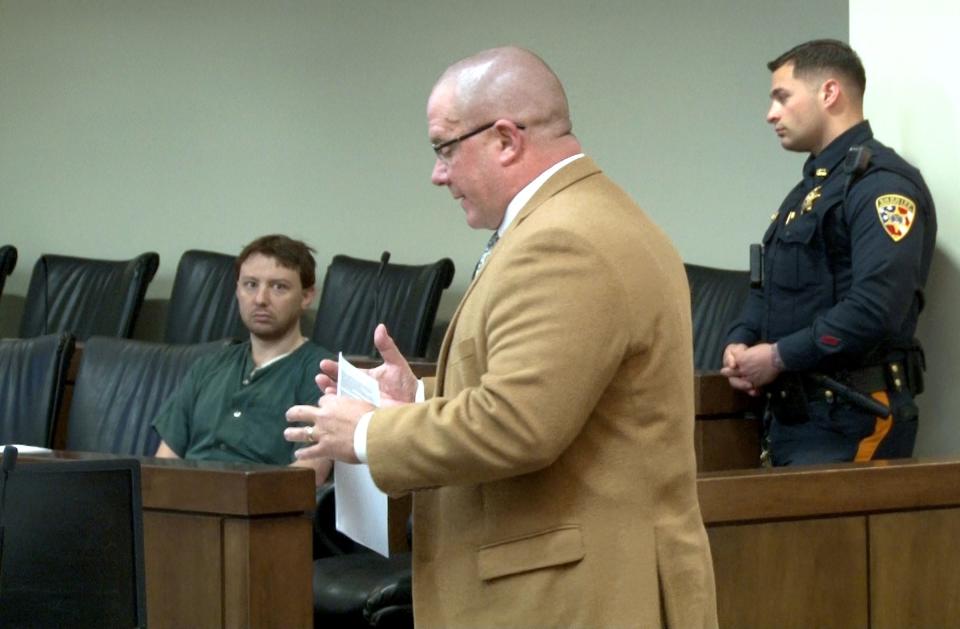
[154, 440, 181, 459]
[290, 456, 333, 486]
[720, 343, 756, 394]
[285, 395, 375, 463]
[315, 324, 418, 405]
[721, 342, 783, 394]
[721, 343, 760, 396]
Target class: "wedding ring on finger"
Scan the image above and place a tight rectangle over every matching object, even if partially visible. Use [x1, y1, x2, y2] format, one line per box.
[304, 425, 316, 443]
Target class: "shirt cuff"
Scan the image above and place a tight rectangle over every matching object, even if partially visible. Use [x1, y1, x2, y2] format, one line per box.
[416, 378, 425, 403]
[354, 410, 374, 464]
[771, 342, 786, 371]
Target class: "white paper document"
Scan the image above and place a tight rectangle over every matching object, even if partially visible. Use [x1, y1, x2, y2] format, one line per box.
[1, 444, 53, 455]
[334, 353, 392, 556]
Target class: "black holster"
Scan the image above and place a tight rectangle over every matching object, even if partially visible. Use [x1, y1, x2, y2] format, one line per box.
[903, 346, 926, 395]
[767, 373, 810, 425]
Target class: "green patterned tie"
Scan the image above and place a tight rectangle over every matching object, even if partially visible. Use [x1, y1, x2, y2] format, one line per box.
[473, 230, 500, 278]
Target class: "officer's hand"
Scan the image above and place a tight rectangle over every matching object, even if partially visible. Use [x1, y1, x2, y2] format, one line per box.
[721, 344, 761, 396]
[721, 343, 748, 372]
[727, 376, 761, 396]
[734, 343, 782, 390]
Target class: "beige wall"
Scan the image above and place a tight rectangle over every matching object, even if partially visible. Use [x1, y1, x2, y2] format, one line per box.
[851, 0, 960, 456]
[0, 0, 845, 339]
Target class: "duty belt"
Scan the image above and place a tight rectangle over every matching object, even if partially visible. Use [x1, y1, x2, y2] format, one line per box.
[768, 361, 911, 423]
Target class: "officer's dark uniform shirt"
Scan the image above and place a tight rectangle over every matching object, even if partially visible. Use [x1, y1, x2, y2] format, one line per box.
[727, 121, 937, 372]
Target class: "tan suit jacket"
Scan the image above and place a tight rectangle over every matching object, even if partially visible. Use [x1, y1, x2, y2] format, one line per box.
[369, 157, 717, 628]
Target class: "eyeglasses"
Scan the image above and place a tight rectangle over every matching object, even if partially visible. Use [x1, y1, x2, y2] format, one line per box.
[431, 121, 526, 164]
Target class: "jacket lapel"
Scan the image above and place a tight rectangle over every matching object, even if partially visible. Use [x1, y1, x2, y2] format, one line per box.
[506, 156, 601, 236]
[434, 156, 602, 394]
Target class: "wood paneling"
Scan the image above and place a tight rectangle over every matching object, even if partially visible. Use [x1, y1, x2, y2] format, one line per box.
[699, 458, 960, 524]
[709, 517, 868, 629]
[223, 517, 313, 629]
[140, 458, 313, 515]
[870, 508, 960, 628]
[144, 511, 224, 628]
[701, 460, 960, 628]
[694, 370, 757, 416]
[695, 416, 760, 470]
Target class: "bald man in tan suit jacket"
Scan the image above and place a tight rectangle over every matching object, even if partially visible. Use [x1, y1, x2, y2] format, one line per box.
[288, 46, 717, 628]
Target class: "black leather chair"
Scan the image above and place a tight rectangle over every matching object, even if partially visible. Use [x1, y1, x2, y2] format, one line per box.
[0, 333, 74, 447]
[0, 244, 16, 302]
[313, 483, 414, 628]
[19, 252, 160, 341]
[684, 263, 751, 370]
[312, 255, 455, 358]
[66, 336, 231, 455]
[165, 249, 246, 344]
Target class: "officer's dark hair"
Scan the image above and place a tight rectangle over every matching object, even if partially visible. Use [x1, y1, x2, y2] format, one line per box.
[768, 39, 866, 97]
[235, 234, 317, 289]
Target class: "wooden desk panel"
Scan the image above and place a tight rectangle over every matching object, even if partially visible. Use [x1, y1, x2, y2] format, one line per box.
[139, 458, 315, 629]
[870, 508, 960, 628]
[694, 416, 760, 470]
[709, 517, 868, 629]
[698, 458, 960, 524]
[700, 459, 960, 628]
[144, 511, 224, 627]
[223, 516, 313, 629]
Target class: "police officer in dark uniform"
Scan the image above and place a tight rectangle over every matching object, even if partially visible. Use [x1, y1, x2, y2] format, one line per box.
[721, 39, 937, 466]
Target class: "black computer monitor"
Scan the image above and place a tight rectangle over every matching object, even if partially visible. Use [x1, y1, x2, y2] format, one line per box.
[0, 455, 147, 628]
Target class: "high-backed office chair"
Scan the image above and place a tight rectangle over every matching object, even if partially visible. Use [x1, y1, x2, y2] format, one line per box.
[311, 255, 454, 358]
[165, 249, 245, 344]
[313, 483, 414, 628]
[66, 336, 231, 455]
[0, 244, 17, 302]
[0, 333, 75, 447]
[684, 263, 752, 371]
[19, 252, 160, 341]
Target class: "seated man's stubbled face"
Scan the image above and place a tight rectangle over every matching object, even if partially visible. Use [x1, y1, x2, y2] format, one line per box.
[235, 253, 311, 342]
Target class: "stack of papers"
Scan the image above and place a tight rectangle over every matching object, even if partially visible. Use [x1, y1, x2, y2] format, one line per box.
[334, 354, 391, 557]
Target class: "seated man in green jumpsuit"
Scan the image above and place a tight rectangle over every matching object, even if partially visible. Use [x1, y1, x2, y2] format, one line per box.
[153, 234, 333, 484]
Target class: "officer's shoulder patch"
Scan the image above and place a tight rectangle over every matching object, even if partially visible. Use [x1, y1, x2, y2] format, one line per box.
[875, 194, 917, 242]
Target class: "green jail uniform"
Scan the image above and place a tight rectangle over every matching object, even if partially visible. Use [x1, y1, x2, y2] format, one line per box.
[152, 340, 331, 464]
